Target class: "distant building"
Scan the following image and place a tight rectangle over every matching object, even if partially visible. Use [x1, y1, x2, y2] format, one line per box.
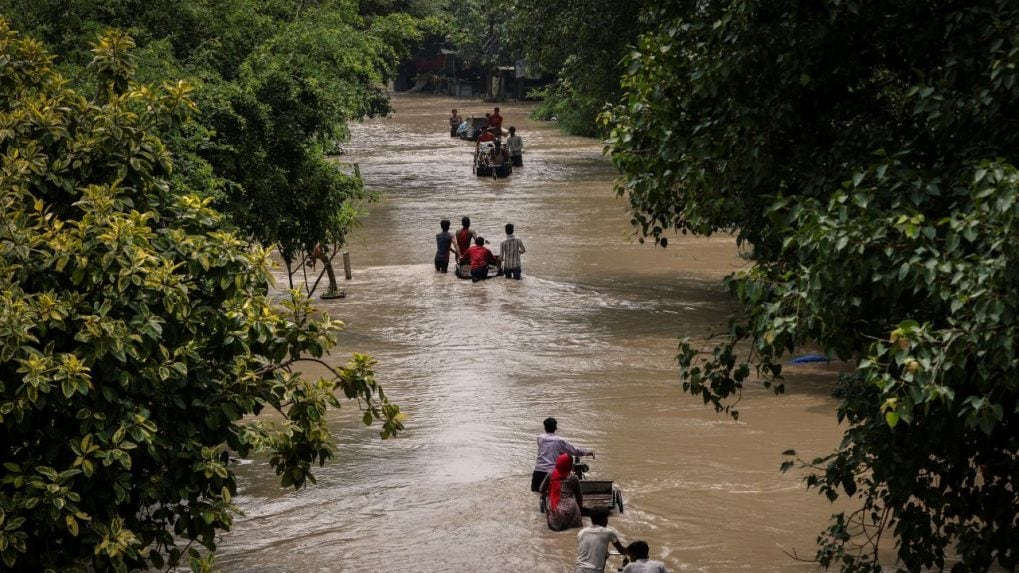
[393, 43, 548, 100]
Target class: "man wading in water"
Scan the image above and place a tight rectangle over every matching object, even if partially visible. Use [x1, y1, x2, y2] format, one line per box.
[575, 508, 626, 573]
[531, 417, 595, 493]
[434, 219, 458, 273]
[456, 216, 476, 256]
[459, 236, 498, 282]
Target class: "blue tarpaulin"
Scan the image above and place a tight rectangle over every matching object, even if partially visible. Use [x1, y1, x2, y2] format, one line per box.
[790, 353, 829, 364]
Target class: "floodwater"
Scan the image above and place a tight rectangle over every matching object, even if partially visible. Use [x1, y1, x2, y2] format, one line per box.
[215, 94, 845, 572]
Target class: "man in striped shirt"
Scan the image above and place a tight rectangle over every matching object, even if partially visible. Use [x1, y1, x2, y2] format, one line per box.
[500, 223, 526, 280]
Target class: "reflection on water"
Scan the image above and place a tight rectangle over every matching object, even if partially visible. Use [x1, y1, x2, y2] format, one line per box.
[215, 94, 843, 572]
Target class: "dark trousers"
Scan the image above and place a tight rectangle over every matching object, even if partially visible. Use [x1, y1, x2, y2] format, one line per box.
[531, 470, 549, 492]
[434, 257, 449, 273]
[470, 266, 489, 282]
[503, 267, 521, 280]
[511, 154, 522, 167]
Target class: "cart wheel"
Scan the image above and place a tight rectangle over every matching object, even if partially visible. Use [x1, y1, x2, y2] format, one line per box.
[614, 489, 624, 514]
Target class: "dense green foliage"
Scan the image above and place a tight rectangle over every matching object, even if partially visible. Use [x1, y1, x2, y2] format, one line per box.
[361, 0, 447, 19]
[1, 0, 429, 275]
[505, 0, 654, 136]
[0, 13, 407, 573]
[441, 0, 518, 98]
[606, 1, 1018, 571]
[444, 0, 490, 69]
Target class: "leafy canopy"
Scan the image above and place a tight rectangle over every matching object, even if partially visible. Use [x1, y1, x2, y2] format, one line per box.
[1, 0, 433, 291]
[606, 1, 1019, 571]
[505, 0, 655, 136]
[0, 23, 401, 572]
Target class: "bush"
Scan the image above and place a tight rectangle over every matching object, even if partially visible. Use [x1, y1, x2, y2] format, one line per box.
[0, 23, 401, 572]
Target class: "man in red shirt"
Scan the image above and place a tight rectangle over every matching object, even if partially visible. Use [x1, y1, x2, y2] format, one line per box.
[488, 106, 503, 133]
[460, 236, 498, 282]
[456, 216, 476, 255]
[476, 127, 495, 147]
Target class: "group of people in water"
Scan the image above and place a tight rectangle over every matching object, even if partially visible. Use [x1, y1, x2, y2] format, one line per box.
[434, 216, 525, 282]
[439, 105, 660, 571]
[533, 417, 669, 573]
[449, 106, 524, 168]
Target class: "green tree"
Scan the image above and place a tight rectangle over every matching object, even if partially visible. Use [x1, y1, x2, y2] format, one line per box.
[193, 1, 427, 293]
[201, 6, 384, 288]
[606, 1, 1019, 571]
[0, 23, 401, 572]
[360, 0, 447, 19]
[1, 0, 432, 296]
[444, 0, 520, 99]
[505, 0, 655, 136]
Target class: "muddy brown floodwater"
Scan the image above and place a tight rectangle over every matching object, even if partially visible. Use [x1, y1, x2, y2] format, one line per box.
[214, 94, 846, 572]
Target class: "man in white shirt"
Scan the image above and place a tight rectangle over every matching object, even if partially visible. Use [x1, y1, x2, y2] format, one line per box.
[532, 417, 595, 492]
[621, 540, 669, 573]
[507, 126, 524, 166]
[576, 509, 626, 573]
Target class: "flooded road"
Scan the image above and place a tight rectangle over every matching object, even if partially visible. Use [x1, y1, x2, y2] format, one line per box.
[216, 94, 845, 572]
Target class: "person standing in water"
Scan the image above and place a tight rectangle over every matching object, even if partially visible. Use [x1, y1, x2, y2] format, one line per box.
[507, 126, 524, 167]
[575, 508, 626, 573]
[539, 453, 584, 531]
[449, 108, 463, 137]
[532, 417, 595, 493]
[621, 541, 669, 573]
[488, 106, 504, 134]
[499, 223, 525, 280]
[434, 219, 458, 273]
[456, 216, 476, 256]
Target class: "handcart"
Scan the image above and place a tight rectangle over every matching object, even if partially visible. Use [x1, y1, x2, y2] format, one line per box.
[540, 456, 624, 514]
